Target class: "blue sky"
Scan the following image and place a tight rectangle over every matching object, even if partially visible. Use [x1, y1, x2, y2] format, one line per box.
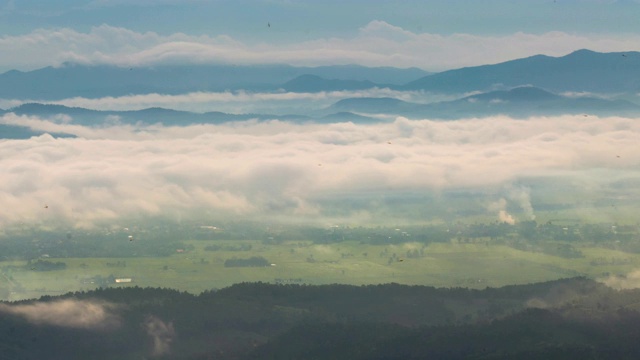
[1, 0, 639, 72]
[3, 0, 640, 36]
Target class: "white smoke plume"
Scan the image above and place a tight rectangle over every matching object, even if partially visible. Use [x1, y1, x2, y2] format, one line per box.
[498, 210, 516, 225]
[508, 185, 536, 221]
[144, 315, 176, 357]
[600, 270, 640, 290]
[488, 198, 515, 224]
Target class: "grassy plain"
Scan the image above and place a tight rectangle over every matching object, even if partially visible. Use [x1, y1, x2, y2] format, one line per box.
[3, 238, 640, 301]
[3, 176, 638, 301]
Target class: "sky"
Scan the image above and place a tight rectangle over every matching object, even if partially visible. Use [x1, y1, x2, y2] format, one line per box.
[1, 0, 640, 72]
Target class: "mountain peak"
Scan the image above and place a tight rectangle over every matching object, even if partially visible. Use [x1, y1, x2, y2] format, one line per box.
[565, 49, 598, 57]
[403, 50, 640, 94]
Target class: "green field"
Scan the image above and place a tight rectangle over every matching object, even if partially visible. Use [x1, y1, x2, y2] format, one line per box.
[3, 238, 640, 301]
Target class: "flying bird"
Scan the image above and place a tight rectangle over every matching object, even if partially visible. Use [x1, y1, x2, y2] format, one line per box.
[267, 22, 271, 28]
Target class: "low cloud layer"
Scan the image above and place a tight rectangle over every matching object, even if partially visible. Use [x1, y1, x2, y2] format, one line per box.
[1, 114, 639, 228]
[0, 299, 121, 329]
[0, 21, 639, 72]
[0, 88, 437, 114]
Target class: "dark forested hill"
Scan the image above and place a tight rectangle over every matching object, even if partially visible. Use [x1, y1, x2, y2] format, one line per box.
[252, 309, 640, 360]
[1, 278, 640, 359]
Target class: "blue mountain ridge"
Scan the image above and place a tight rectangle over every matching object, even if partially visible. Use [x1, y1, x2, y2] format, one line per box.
[402, 49, 640, 94]
[329, 86, 640, 119]
[0, 64, 428, 100]
[1, 50, 638, 100]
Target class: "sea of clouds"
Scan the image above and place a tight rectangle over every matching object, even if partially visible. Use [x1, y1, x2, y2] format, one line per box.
[1, 112, 638, 229]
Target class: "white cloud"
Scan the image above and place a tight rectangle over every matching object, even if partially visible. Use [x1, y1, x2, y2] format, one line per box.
[0, 299, 121, 329]
[0, 88, 434, 113]
[144, 315, 175, 357]
[1, 114, 639, 228]
[0, 21, 639, 72]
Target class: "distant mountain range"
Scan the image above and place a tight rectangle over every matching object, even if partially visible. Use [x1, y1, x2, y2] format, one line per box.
[402, 49, 640, 94]
[0, 63, 428, 100]
[0, 49, 638, 100]
[2, 103, 386, 125]
[280, 49, 640, 96]
[329, 86, 640, 119]
[0, 103, 382, 138]
[281, 74, 380, 92]
[1, 85, 638, 139]
[2, 49, 640, 134]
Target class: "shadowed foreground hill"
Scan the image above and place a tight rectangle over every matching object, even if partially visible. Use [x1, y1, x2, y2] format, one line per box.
[252, 309, 640, 360]
[1, 278, 640, 359]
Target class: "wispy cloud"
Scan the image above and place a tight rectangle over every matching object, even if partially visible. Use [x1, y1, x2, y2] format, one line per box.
[0, 88, 435, 113]
[1, 114, 638, 228]
[0, 299, 121, 329]
[0, 21, 638, 72]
